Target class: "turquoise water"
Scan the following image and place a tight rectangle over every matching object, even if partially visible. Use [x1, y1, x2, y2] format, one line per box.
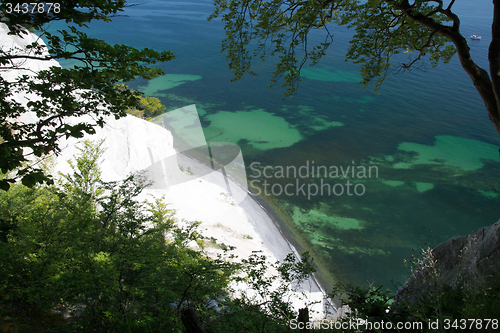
[51, 0, 499, 289]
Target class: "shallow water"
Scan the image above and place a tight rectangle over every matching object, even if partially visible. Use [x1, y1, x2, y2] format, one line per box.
[49, 0, 500, 290]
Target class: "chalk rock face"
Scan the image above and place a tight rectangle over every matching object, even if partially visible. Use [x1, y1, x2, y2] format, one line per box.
[0, 23, 60, 77]
[56, 115, 175, 182]
[396, 220, 500, 302]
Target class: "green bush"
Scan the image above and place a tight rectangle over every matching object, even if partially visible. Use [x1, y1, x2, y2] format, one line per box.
[115, 84, 166, 120]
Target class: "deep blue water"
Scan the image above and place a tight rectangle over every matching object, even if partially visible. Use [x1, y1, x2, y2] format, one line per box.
[48, 0, 499, 290]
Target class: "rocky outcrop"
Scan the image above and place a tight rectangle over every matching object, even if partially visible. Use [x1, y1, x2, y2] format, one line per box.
[396, 220, 500, 303]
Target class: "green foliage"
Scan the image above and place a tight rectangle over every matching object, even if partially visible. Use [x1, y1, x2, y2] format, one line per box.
[62, 139, 105, 203]
[210, 0, 337, 96]
[115, 84, 166, 119]
[0, 140, 320, 332]
[0, 1, 128, 33]
[340, 0, 456, 92]
[333, 283, 395, 330]
[210, 0, 460, 96]
[139, 96, 167, 119]
[0, 2, 174, 190]
[333, 282, 500, 332]
[209, 252, 318, 333]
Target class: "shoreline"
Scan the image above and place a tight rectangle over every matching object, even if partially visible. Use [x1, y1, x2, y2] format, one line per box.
[247, 187, 334, 288]
[248, 190, 345, 302]
[246, 188, 342, 310]
[176, 147, 341, 311]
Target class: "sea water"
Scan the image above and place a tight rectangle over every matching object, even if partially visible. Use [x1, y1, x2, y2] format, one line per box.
[49, 0, 499, 290]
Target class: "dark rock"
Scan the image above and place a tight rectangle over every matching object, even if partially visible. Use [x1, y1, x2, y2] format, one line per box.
[395, 220, 500, 304]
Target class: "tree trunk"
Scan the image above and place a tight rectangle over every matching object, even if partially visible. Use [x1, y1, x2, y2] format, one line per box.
[181, 308, 206, 333]
[298, 307, 310, 333]
[489, 0, 500, 139]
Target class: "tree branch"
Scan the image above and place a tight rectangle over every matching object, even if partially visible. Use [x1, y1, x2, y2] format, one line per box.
[396, 0, 500, 136]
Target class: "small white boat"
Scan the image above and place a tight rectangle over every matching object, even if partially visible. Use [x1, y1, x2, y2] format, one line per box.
[471, 34, 482, 40]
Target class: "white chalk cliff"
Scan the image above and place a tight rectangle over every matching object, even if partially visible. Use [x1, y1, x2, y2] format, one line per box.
[0, 23, 330, 317]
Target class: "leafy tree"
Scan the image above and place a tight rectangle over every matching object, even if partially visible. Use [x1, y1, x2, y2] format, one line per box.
[210, 0, 500, 140]
[115, 83, 166, 119]
[0, 1, 174, 190]
[139, 96, 167, 119]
